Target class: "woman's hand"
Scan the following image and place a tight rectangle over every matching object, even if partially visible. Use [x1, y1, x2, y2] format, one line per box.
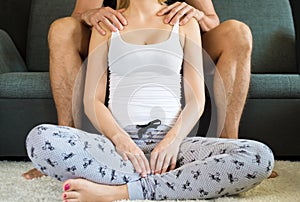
[79, 7, 127, 35]
[111, 134, 150, 177]
[150, 134, 182, 174]
[157, 2, 204, 26]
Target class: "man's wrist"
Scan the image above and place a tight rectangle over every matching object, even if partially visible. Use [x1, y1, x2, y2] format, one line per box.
[195, 9, 205, 23]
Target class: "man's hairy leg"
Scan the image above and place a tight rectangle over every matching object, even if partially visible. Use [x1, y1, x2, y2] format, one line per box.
[49, 17, 91, 126]
[202, 20, 252, 139]
[23, 17, 90, 180]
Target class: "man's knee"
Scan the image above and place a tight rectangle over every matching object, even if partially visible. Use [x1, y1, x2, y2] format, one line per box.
[48, 17, 83, 47]
[222, 20, 253, 52]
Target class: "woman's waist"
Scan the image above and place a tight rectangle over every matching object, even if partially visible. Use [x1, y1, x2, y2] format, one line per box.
[108, 103, 181, 124]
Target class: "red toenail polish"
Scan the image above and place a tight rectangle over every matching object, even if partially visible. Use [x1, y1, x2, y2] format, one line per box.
[63, 193, 67, 199]
[64, 184, 70, 191]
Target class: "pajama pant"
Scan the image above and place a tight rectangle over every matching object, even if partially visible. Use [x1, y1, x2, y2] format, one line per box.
[26, 124, 274, 200]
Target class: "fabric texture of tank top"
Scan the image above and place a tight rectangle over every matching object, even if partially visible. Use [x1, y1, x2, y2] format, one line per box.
[108, 22, 183, 128]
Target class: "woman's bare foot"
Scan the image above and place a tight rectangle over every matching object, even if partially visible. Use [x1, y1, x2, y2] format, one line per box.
[22, 168, 45, 180]
[62, 179, 129, 202]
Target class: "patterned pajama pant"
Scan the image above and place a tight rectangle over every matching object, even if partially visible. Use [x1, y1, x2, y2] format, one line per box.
[26, 124, 274, 200]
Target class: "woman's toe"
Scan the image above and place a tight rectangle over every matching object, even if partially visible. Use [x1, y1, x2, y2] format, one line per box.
[63, 179, 77, 191]
[62, 191, 80, 200]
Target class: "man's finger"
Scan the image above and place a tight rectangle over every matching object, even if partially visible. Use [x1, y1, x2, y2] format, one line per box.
[157, 2, 181, 16]
[105, 7, 127, 26]
[117, 8, 126, 13]
[103, 12, 124, 30]
[93, 21, 106, 35]
[100, 16, 118, 32]
[169, 5, 192, 25]
[164, 3, 187, 24]
[114, 10, 127, 26]
[179, 9, 194, 25]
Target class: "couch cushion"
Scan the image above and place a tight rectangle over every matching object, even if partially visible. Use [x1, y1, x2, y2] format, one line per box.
[0, 72, 52, 98]
[0, 30, 27, 73]
[249, 74, 300, 98]
[213, 0, 297, 73]
[26, 0, 76, 72]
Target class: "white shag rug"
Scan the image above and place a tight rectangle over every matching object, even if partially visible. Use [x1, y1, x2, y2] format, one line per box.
[0, 160, 299, 202]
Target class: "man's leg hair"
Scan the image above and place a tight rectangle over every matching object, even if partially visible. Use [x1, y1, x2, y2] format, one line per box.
[23, 17, 91, 180]
[48, 17, 91, 127]
[202, 20, 252, 139]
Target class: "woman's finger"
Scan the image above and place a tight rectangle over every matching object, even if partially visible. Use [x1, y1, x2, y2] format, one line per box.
[141, 154, 151, 175]
[135, 154, 147, 177]
[161, 155, 172, 174]
[127, 153, 142, 173]
[169, 156, 177, 171]
[121, 152, 128, 161]
[150, 152, 159, 174]
[155, 153, 166, 174]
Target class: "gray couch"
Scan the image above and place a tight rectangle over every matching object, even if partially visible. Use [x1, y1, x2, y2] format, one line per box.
[0, 0, 299, 158]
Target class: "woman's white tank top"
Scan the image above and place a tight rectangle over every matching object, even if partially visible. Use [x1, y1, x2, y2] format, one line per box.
[107, 22, 183, 128]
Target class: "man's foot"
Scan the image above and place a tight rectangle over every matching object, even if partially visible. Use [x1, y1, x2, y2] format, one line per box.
[268, 170, 278, 179]
[62, 179, 129, 202]
[22, 168, 45, 180]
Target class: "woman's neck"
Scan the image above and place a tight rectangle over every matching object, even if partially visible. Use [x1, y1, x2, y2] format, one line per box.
[125, 0, 165, 21]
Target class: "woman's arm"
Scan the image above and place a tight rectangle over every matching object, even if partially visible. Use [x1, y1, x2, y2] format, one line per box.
[84, 25, 150, 176]
[168, 18, 205, 140]
[84, 25, 121, 139]
[150, 18, 205, 174]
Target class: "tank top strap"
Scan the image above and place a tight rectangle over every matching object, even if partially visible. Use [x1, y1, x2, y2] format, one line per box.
[110, 27, 120, 40]
[171, 21, 180, 34]
[169, 21, 180, 41]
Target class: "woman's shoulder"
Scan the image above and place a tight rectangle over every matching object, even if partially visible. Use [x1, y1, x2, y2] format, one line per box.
[178, 18, 201, 47]
[179, 18, 200, 34]
[91, 22, 113, 43]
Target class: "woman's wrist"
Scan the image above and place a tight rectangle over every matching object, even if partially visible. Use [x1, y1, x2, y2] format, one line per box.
[165, 131, 184, 143]
[110, 132, 130, 146]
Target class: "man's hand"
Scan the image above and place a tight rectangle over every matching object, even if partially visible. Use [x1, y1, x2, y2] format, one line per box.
[80, 7, 127, 35]
[157, 2, 204, 26]
[150, 134, 181, 174]
[112, 134, 150, 177]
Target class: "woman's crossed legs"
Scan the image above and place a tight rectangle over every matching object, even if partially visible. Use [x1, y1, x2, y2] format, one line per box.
[26, 124, 274, 201]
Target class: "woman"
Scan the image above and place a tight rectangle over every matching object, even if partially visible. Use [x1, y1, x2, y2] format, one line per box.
[26, 0, 274, 201]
